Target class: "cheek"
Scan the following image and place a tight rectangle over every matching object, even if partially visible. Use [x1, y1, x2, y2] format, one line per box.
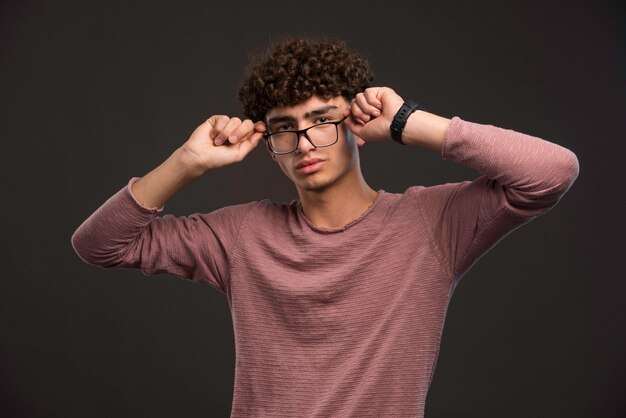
[276, 158, 294, 177]
[338, 137, 357, 163]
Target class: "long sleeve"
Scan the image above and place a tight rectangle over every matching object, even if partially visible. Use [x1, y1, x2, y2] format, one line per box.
[414, 116, 580, 281]
[71, 177, 258, 294]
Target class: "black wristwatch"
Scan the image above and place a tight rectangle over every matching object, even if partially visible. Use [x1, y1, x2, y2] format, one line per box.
[390, 100, 423, 145]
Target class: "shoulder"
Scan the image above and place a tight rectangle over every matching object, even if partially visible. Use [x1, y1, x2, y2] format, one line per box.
[393, 181, 478, 218]
[398, 182, 471, 203]
[191, 197, 296, 224]
[255, 197, 299, 222]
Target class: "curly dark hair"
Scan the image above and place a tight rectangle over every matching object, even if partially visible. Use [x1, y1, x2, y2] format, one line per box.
[238, 37, 374, 122]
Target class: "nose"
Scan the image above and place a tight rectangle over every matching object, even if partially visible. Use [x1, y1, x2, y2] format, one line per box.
[295, 132, 316, 154]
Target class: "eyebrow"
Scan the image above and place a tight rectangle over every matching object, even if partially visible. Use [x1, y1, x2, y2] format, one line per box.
[267, 105, 339, 127]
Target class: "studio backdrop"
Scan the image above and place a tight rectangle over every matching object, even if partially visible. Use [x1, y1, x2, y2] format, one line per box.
[1, 0, 624, 417]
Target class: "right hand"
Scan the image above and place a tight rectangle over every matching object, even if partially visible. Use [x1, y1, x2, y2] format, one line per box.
[179, 115, 266, 175]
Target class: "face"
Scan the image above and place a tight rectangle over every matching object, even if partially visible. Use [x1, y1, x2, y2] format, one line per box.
[265, 96, 363, 193]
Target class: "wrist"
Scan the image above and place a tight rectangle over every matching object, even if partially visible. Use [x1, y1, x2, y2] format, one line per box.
[400, 111, 451, 152]
[389, 100, 421, 144]
[175, 146, 210, 179]
[131, 150, 201, 210]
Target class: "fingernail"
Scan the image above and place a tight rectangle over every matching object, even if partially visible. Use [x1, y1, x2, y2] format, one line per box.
[372, 110, 380, 117]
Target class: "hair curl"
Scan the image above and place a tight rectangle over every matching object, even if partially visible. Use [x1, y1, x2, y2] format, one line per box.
[238, 37, 374, 122]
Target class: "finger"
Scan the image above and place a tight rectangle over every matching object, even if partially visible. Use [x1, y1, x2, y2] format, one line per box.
[208, 116, 229, 141]
[210, 117, 230, 143]
[352, 95, 371, 122]
[344, 114, 364, 137]
[355, 92, 381, 117]
[227, 119, 255, 144]
[215, 117, 242, 145]
[242, 119, 267, 140]
[254, 121, 267, 132]
[350, 99, 369, 124]
[236, 131, 263, 160]
[364, 89, 383, 111]
[230, 119, 265, 145]
[205, 114, 225, 129]
[237, 126, 260, 144]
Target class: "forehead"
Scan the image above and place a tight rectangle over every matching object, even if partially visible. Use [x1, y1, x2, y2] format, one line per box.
[265, 95, 349, 121]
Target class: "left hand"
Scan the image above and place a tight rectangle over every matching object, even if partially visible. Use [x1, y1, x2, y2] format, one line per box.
[343, 87, 404, 144]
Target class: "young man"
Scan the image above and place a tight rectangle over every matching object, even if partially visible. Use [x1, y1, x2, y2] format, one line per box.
[72, 38, 579, 417]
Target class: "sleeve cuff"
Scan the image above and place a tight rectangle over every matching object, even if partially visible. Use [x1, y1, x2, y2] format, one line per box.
[441, 116, 465, 161]
[126, 177, 165, 213]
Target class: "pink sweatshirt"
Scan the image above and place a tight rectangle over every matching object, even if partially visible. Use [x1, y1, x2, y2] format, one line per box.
[71, 116, 579, 417]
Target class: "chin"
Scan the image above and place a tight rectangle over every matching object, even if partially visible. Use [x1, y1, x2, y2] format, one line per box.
[298, 175, 335, 192]
[301, 180, 332, 192]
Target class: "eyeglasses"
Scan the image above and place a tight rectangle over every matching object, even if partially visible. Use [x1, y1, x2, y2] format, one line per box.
[263, 116, 348, 155]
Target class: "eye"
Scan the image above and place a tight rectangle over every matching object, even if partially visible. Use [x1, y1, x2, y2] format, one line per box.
[276, 123, 291, 131]
[315, 117, 331, 124]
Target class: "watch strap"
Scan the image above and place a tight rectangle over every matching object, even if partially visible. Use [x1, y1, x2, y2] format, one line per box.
[390, 100, 423, 145]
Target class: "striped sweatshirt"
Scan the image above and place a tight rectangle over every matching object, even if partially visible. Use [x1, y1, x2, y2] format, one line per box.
[71, 116, 579, 417]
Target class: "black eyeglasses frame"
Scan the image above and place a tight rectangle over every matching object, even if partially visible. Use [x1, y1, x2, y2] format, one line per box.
[263, 116, 348, 155]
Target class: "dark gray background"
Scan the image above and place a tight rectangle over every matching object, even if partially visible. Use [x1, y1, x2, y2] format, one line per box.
[1, 0, 624, 417]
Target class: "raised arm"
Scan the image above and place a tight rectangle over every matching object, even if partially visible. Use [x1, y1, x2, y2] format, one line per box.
[71, 116, 266, 293]
[345, 86, 579, 212]
[131, 115, 266, 209]
[345, 87, 580, 280]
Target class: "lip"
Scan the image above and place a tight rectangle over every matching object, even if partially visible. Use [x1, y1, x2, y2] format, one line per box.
[296, 160, 325, 174]
[295, 158, 325, 169]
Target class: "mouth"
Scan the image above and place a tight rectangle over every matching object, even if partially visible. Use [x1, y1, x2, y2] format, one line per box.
[295, 159, 325, 174]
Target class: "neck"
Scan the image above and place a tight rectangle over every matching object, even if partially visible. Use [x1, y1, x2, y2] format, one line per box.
[297, 170, 378, 229]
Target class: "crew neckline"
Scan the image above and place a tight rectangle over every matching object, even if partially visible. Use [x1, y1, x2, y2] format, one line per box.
[296, 189, 386, 234]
